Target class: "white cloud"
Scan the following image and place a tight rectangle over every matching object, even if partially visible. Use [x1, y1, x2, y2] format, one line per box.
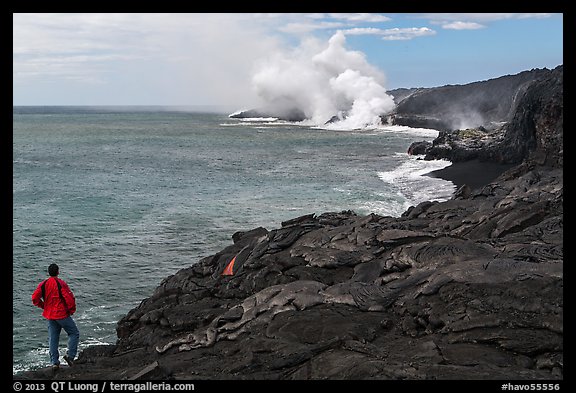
[272, 13, 391, 34]
[341, 27, 382, 35]
[327, 13, 392, 23]
[278, 21, 345, 34]
[421, 13, 553, 24]
[13, 13, 283, 105]
[441, 21, 485, 30]
[13, 54, 134, 83]
[343, 27, 436, 41]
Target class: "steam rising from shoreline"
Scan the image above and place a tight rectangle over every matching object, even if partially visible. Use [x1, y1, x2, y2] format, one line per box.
[251, 31, 396, 129]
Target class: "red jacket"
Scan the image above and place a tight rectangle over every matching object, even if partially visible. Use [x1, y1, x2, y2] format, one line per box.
[32, 276, 77, 320]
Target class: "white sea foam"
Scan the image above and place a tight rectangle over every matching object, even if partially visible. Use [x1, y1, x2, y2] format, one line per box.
[377, 155, 456, 207]
[238, 117, 279, 122]
[310, 123, 441, 137]
[228, 115, 443, 139]
[220, 117, 296, 127]
[12, 347, 49, 374]
[228, 109, 246, 117]
[376, 124, 440, 137]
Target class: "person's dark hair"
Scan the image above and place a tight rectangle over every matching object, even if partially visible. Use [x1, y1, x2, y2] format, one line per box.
[48, 263, 59, 277]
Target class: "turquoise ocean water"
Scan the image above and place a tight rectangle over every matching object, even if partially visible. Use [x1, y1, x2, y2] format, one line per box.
[12, 106, 455, 373]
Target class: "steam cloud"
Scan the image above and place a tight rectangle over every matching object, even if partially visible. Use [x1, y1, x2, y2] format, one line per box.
[251, 31, 396, 129]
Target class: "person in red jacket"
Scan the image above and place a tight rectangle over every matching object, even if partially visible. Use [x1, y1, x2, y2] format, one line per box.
[32, 263, 79, 370]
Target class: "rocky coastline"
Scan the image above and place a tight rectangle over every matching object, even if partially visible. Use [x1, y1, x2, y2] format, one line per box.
[15, 66, 563, 380]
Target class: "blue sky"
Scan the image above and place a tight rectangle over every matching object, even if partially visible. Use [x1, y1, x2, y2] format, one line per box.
[13, 13, 563, 107]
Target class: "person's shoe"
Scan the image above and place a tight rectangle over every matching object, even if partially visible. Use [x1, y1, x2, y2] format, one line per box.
[63, 355, 75, 367]
[51, 364, 60, 373]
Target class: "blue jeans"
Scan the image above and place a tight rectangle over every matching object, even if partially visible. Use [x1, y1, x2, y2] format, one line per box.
[47, 316, 79, 365]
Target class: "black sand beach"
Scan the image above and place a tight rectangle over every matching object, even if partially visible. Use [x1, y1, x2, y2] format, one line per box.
[426, 159, 516, 190]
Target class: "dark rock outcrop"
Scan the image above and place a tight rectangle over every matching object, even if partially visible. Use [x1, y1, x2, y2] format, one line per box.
[495, 66, 563, 166]
[407, 66, 563, 166]
[16, 164, 563, 380]
[388, 67, 554, 131]
[15, 66, 563, 380]
[388, 113, 453, 132]
[414, 126, 507, 162]
[407, 140, 432, 156]
[230, 107, 307, 122]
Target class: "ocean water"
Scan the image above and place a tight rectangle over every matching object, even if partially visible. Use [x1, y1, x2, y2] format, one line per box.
[12, 106, 455, 373]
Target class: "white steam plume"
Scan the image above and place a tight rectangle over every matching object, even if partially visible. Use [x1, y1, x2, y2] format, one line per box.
[251, 31, 396, 129]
